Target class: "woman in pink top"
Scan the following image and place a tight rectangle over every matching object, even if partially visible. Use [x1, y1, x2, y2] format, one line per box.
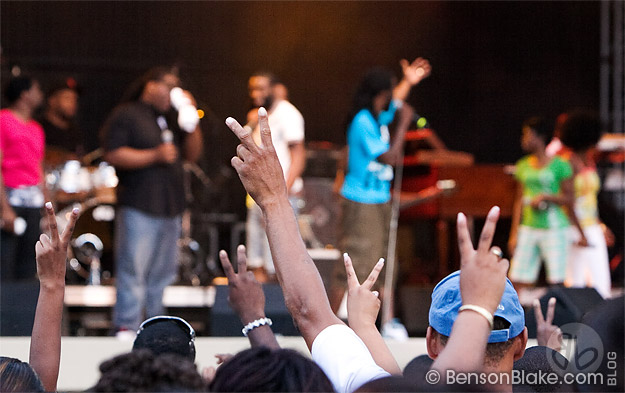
[1, 75, 45, 281]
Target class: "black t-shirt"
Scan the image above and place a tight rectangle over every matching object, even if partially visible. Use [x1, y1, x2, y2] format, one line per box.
[101, 101, 186, 217]
[39, 117, 83, 155]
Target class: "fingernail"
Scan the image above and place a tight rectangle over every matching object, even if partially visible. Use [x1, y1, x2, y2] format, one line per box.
[378, 258, 385, 265]
[225, 117, 234, 126]
[372, 291, 379, 297]
[219, 250, 226, 257]
[45, 201, 52, 209]
[533, 299, 540, 306]
[549, 297, 556, 304]
[491, 206, 500, 215]
[457, 212, 465, 223]
[237, 244, 245, 251]
[258, 107, 267, 116]
[72, 208, 80, 214]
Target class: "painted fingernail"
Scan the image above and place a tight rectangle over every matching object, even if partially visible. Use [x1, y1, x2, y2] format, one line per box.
[457, 212, 465, 223]
[377, 258, 385, 265]
[225, 117, 235, 126]
[219, 250, 226, 257]
[45, 201, 53, 209]
[491, 206, 500, 215]
[372, 291, 379, 297]
[237, 244, 245, 251]
[72, 208, 80, 214]
[258, 107, 267, 116]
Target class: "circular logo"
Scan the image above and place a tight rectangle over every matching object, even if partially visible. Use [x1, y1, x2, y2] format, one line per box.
[547, 322, 604, 374]
[425, 369, 441, 385]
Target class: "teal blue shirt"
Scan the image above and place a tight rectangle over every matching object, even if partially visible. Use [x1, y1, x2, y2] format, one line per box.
[341, 100, 400, 204]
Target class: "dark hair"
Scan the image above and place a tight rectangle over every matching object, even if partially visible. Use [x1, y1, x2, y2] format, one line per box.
[120, 66, 178, 103]
[403, 354, 434, 384]
[523, 116, 554, 143]
[0, 357, 45, 392]
[250, 71, 278, 86]
[559, 110, 602, 153]
[92, 349, 205, 392]
[513, 346, 569, 392]
[209, 347, 334, 392]
[346, 67, 394, 126]
[432, 317, 515, 367]
[357, 375, 490, 393]
[4, 75, 36, 105]
[133, 319, 196, 361]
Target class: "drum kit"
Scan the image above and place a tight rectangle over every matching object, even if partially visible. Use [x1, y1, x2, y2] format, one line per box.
[47, 156, 214, 287]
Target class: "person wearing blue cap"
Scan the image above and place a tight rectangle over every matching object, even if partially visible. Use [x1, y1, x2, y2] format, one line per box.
[426, 269, 528, 389]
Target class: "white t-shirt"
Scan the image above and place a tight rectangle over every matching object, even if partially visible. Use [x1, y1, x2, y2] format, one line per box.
[253, 99, 305, 193]
[311, 324, 390, 393]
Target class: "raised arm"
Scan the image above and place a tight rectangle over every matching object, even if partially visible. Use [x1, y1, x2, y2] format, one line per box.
[218, 245, 280, 349]
[392, 57, 431, 103]
[431, 206, 510, 373]
[344, 254, 401, 375]
[225, 108, 342, 349]
[29, 202, 79, 392]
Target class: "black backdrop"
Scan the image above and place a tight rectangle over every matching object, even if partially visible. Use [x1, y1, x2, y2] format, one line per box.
[1, 1, 600, 214]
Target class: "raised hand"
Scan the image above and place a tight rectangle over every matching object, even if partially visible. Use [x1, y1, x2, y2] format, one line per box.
[457, 206, 510, 314]
[218, 245, 280, 349]
[219, 245, 266, 324]
[30, 201, 79, 392]
[35, 202, 79, 288]
[534, 297, 562, 352]
[344, 253, 384, 330]
[400, 57, 431, 86]
[225, 107, 287, 210]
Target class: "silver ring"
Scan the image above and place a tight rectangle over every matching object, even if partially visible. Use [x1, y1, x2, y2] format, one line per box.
[490, 247, 504, 260]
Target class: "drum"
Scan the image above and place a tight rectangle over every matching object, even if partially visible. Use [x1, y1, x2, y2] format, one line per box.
[58, 199, 116, 284]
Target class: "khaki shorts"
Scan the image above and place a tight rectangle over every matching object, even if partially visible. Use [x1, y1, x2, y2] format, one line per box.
[332, 198, 392, 291]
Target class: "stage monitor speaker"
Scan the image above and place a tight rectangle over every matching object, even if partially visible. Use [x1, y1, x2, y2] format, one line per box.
[210, 284, 298, 336]
[525, 286, 605, 338]
[1, 280, 40, 336]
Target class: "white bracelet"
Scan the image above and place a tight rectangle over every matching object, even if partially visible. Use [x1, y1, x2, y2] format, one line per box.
[458, 305, 494, 330]
[242, 317, 273, 337]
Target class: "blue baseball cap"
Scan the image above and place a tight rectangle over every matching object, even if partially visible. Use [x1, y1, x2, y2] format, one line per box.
[428, 270, 525, 343]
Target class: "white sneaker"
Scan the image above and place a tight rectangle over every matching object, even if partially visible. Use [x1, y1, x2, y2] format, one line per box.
[381, 318, 409, 341]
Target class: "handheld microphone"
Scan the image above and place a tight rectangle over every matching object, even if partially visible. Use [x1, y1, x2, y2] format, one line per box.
[170, 87, 199, 133]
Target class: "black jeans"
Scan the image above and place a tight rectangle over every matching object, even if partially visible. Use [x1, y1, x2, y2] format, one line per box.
[1, 206, 41, 281]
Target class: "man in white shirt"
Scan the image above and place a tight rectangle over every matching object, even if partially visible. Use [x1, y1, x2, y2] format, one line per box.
[244, 72, 306, 279]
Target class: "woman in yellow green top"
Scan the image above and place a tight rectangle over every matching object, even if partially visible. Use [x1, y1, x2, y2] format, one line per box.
[560, 111, 611, 298]
[508, 117, 588, 289]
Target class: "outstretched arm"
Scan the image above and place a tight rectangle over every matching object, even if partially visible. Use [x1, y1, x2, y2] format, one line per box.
[344, 254, 401, 375]
[392, 57, 431, 103]
[431, 206, 510, 373]
[29, 202, 79, 392]
[225, 108, 342, 349]
[218, 245, 280, 349]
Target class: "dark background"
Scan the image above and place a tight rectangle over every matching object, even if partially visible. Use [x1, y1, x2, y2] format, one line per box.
[1, 1, 600, 155]
[1, 0, 600, 218]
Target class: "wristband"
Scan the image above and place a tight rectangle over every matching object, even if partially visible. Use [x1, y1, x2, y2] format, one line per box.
[458, 305, 494, 329]
[242, 317, 273, 337]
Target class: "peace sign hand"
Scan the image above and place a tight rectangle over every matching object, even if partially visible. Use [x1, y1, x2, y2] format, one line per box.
[457, 206, 510, 315]
[534, 297, 562, 351]
[219, 245, 266, 324]
[344, 253, 384, 331]
[35, 202, 79, 289]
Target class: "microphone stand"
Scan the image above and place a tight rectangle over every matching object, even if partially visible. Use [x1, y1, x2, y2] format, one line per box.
[381, 135, 406, 326]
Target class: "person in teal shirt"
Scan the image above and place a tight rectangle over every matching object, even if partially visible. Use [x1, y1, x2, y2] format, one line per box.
[328, 58, 431, 338]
